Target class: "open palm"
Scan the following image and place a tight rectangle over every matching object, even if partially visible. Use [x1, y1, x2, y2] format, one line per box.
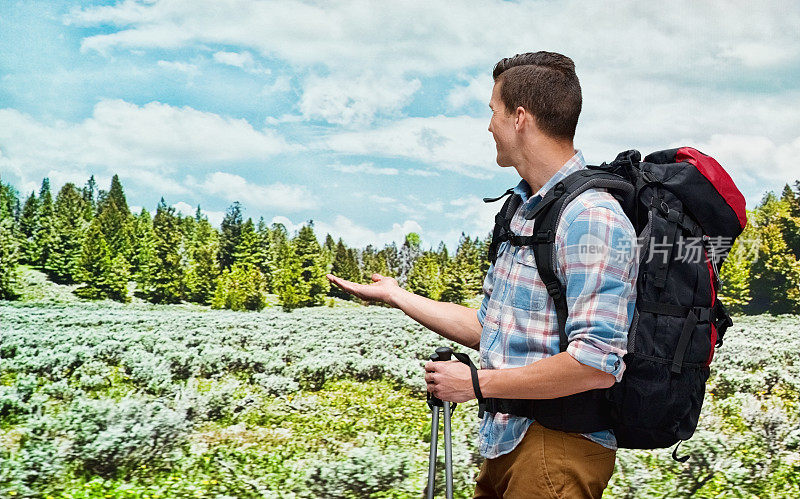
[326, 273, 399, 305]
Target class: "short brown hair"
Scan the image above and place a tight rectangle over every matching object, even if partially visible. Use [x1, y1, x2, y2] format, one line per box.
[492, 51, 581, 141]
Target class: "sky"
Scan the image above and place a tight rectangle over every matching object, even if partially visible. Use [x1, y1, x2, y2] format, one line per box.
[0, 0, 798, 251]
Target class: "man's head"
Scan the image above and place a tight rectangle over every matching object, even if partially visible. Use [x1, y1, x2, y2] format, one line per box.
[488, 51, 581, 167]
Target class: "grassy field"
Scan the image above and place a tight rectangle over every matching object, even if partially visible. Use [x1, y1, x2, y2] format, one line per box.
[1, 269, 798, 498]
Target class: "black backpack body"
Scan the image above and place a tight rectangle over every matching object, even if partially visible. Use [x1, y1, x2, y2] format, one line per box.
[481, 148, 747, 453]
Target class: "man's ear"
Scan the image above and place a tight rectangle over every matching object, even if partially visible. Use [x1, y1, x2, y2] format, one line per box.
[514, 106, 527, 132]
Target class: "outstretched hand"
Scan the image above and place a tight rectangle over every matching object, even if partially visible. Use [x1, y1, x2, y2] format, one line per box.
[326, 273, 400, 306]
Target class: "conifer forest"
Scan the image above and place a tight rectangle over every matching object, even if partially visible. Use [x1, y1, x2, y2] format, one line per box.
[1, 174, 800, 497]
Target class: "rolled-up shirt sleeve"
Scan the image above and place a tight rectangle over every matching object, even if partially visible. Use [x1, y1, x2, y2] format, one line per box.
[556, 204, 638, 382]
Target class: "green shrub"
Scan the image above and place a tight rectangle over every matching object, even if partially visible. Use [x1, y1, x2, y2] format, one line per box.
[211, 263, 266, 311]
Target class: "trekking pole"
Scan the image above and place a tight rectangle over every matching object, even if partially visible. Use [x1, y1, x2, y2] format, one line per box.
[426, 346, 454, 499]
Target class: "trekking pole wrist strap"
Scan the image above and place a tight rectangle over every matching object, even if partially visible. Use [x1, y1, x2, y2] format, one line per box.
[453, 352, 486, 417]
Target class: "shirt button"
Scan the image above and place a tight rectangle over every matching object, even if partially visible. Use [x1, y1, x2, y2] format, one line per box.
[526, 254, 534, 263]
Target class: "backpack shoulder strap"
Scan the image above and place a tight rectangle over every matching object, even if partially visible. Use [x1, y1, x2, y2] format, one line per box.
[530, 169, 634, 352]
[484, 188, 522, 264]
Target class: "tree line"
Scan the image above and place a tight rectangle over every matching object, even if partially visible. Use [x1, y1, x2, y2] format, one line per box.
[0, 174, 490, 310]
[1, 174, 799, 314]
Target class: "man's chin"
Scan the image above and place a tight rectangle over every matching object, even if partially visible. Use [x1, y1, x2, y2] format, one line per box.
[495, 157, 512, 168]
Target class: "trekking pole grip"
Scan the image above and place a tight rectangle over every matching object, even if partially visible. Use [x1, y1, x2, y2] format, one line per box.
[427, 347, 453, 409]
[435, 347, 452, 362]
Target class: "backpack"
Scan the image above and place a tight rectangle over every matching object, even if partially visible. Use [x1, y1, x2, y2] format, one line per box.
[478, 147, 747, 458]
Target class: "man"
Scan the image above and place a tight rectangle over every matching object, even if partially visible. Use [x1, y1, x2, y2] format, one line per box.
[327, 51, 638, 498]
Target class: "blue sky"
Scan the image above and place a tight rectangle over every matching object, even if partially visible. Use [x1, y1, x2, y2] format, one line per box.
[1, 0, 798, 251]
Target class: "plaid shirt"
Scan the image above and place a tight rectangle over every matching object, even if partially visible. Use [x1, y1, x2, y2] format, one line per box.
[476, 150, 638, 459]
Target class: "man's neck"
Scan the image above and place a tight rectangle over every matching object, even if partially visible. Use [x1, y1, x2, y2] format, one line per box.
[514, 140, 577, 194]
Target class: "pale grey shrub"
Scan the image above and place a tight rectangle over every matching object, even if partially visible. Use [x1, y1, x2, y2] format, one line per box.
[57, 397, 189, 477]
[305, 444, 412, 498]
[254, 373, 299, 395]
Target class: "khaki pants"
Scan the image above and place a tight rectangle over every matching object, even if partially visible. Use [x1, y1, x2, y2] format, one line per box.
[473, 422, 616, 498]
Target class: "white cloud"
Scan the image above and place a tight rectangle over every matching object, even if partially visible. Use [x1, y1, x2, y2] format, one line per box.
[63, 0, 800, 182]
[205, 210, 225, 227]
[212, 50, 254, 68]
[687, 134, 800, 208]
[0, 100, 293, 196]
[264, 114, 304, 125]
[172, 201, 197, 217]
[325, 116, 496, 177]
[331, 162, 399, 176]
[157, 59, 199, 75]
[66, 1, 800, 82]
[407, 169, 439, 177]
[270, 215, 305, 236]
[0, 100, 290, 167]
[212, 50, 271, 75]
[125, 169, 189, 196]
[194, 172, 316, 212]
[447, 75, 493, 110]
[261, 76, 292, 95]
[369, 194, 396, 204]
[299, 72, 421, 126]
[312, 215, 424, 249]
[172, 201, 225, 226]
[447, 195, 499, 240]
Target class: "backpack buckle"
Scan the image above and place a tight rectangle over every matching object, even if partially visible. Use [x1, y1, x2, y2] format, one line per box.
[535, 230, 554, 243]
[693, 307, 711, 323]
[642, 170, 658, 183]
[545, 282, 563, 299]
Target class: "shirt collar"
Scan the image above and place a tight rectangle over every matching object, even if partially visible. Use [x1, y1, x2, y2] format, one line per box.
[512, 149, 586, 205]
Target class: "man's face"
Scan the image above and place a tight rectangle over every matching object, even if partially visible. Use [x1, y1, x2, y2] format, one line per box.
[488, 81, 517, 167]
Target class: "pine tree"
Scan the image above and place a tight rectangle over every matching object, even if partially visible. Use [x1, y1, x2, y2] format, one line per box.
[457, 233, 485, 294]
[130, 208, 155, 282]
[324, 233, 335, 253]
[792, 180, 800, 218]
[381, 242, 401, 280]
[219, 201, 243, 270]
[47, 183, 89, 283]
[233, 218, 262, 268]
[0, 177, 19, 222]
[107, 254, 131, 302]
[748, 193, 800, 314]
[18, 191, 39, 264]
[33, 178, 57, 268]
[292, 221, 330, 306]
[140, 199, 184, 304]
[361, 244, 390, 283]
[271, 223, 306, 310]
[179, 211, 197, 243]
[96, 175, 133, 261]
[107, 174, 130, 215]
[407, 251, 444, 300]
[777, 186, 800, 260]
[185, 209, 220, 304]
[330, 238, 361, 299]
[398, 233, 422, 287]
[781, 183, 797, 212]
[75, 219, 113, 300]
[718, 238, 753, 314]
[256, 218, 273, 290]
[479, 232, 492, 277]
[436, 241, 449, 268]
[82, 175, 98, 218]
[0, 216, 20, 300]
